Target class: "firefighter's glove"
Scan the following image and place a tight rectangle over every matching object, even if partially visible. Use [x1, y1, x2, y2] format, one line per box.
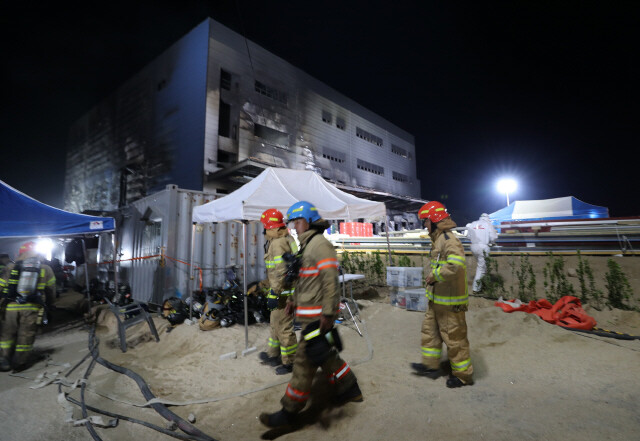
[266, 290, 279, 311]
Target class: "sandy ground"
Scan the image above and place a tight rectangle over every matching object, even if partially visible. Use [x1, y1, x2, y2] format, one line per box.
[1, 255, 639, 441]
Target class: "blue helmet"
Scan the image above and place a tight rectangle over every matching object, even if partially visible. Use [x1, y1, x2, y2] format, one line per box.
[286, 201, 321, 223]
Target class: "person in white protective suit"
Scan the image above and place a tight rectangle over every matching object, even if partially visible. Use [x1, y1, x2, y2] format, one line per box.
[466, 213, 498, 293]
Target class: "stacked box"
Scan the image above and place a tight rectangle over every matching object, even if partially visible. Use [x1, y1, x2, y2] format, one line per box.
[390, 287, 407, 309]
[386, 267, 424, 287]
[404, 288, 428, 312]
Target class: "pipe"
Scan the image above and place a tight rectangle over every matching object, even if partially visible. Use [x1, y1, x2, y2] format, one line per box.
[189, 223, 196, 321]
[81, 238, 91, 315]
[384, 213, 393, 266]
[242, 221, 249, 349]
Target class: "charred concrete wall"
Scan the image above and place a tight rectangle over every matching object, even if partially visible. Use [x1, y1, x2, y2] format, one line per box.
[65, 18, 419, 213]
[64, 21, 209, 212]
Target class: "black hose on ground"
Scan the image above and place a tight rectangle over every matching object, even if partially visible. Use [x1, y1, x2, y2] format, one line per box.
[566, 327, 639, 340]
[80, 357, 104, 441]
[87, 326, 217, 441]
[65, 395, 212, 441]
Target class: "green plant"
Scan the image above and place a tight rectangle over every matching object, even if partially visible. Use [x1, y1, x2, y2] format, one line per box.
[514, 254, 536, 302]
[542, 252, 574, 303]
[605, 258, 634, 310]
[508, 254, 517, 297]
[370, 251, 385, 285]
[339, 250, 386, 285]
[397, 255, 413, 267]
[479, 253, 505, 299]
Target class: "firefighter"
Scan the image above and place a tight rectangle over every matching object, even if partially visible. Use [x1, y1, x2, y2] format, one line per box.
[466, 213, 498, 293]
[259, 201, 363, 428]
[258, 208, 299, 375]
[0, 241, 56, 372]
[410, 201, 474, 388]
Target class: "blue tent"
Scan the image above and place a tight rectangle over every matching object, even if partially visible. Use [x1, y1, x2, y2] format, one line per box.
[489, 196, 609, 224]
[0, 180, 115, 238]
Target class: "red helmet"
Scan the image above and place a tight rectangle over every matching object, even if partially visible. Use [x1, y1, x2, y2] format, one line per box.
[260, 208, 286, 229]
[418, 201, 449, 223]
[19, 241, 37, 255]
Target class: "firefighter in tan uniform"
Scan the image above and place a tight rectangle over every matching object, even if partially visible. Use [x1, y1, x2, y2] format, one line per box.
[258, 208, 299, 375]
[410, 201, 474, 388]
[260, 201, 363, 428]
[0, 241, 56, 372]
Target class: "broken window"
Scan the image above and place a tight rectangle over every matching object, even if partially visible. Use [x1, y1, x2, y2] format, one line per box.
[336, 117, 346, 130]
[218, 100, 231, 138]
[254, 123, 289, 147]
[322, 110, 332, 124]
[255, 80, 287, 105]
[220, 70, 231, 91]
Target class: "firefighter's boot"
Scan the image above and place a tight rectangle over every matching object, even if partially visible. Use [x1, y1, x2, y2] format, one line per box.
[411, 362, 443, 379]
[446, 375, 471, 388]
[334, 381, 364, 406]
[275, 363, 293, 375]
[259, 408, 295, 429]
[0, 357, 10, 372]
[259, 351, 282, 367]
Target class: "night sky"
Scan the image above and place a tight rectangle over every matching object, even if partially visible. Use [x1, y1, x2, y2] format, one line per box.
[3, 1, 638, 224]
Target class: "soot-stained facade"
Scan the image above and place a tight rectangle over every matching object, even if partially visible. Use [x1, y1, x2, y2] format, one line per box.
[64, 18, 422, 219]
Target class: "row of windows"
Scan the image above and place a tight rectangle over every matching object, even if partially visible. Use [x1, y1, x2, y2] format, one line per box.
[322, 147, 346, 164]
[391, 144, 412, 160]
[356, 127, 383, 146]
[322, 110, 346, 130]
[392, 171, 410, 183]
[357, 159, 384, 175]
[323, 153, 345, 163]
[255, 80, 287, 104]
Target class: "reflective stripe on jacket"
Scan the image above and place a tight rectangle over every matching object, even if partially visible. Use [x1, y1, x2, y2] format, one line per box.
[293, 222, 340, 319]
[264, 227, 297, 295]
[426, 217, 468, 306]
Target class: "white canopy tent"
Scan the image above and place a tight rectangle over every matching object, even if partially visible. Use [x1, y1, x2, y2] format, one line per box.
[191, 167, 388, 350]
[192, 167, 386, 222]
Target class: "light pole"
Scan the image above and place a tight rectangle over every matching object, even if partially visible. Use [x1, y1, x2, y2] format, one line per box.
[496, 178, 517, 206]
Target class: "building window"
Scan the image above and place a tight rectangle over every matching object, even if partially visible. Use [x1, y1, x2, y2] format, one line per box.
[391, 144, 411, 159]
[336, 117, 346, 130]
[356, 127, 383, 146]
[255, 80, 287, 104]
[254, 123, 289, 147]
[322, 147, 346, 164]
[357, 158, 384, 175]
[220, 69, 231, 91]
[392, 171, 410, 183]
[322, 110, 332, 124]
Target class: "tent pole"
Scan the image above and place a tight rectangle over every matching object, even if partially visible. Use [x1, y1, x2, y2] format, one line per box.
[385, 213, 393, 266]
[81, 238, 91, 315]
[242, 221, 249, 350]
[189, 222, 196, 321]
[112, 231, 119, 299]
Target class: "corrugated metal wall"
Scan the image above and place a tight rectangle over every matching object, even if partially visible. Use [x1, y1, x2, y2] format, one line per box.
[118, 185, 266, 304]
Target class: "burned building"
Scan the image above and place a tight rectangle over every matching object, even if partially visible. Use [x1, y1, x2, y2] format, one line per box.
[64, 18, 423, 221]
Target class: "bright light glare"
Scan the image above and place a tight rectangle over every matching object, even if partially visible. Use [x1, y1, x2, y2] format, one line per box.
[496, 179, 517, 194]
[35, 238, 53, 261]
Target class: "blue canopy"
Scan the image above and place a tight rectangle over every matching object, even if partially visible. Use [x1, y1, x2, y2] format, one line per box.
[489, 196, 609, 224]
[0, 180, 115, 238]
